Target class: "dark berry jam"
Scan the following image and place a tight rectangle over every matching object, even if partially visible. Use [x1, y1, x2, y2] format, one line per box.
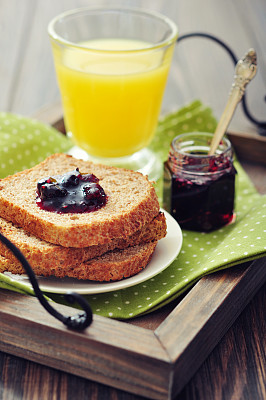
[164, 162, 236, 231]
[163, 132, 236, 232]
[36, 168, 107, 214]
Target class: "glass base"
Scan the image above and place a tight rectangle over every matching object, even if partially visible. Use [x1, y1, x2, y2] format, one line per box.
[67, 146, 162, 181]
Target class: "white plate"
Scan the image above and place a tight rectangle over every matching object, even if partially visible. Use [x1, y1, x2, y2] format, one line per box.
[5, 210, 182, 294]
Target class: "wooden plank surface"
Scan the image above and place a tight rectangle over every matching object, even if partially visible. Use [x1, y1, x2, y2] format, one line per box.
[156, 259, 266, 397]
[0, 291, 171, 400]
[0, 257, 265, 400]
[228, 131, 266, 165]
[1, 283, 265, 400]
[0, 1, 266, 399]
[1, 0, 266, 134]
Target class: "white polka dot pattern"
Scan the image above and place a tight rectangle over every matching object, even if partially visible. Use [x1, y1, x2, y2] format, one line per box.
[72, 177, 265, 320]
[0, 103, 265, 320]
[150, 99, 217, 164]
[0, 112, 71, 178]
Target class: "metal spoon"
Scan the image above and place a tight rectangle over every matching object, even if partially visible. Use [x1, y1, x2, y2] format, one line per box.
[209, 48, 257, 155]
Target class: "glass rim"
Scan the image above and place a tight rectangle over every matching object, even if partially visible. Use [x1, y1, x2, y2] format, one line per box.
[47, 6, 178, 53]
[171, 131, 232, 159]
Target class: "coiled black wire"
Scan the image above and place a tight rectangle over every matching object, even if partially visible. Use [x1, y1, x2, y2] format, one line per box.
[0, 231, 93, 330]
[178, 32, 266, 135]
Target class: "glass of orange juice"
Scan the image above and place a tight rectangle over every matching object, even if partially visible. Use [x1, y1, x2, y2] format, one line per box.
[48, 7, 178, 180]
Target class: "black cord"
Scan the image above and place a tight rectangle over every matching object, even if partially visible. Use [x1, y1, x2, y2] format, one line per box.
[178, 32, 266, 135]
[0, 231, 93, 330]
[1, 32, 264, 330]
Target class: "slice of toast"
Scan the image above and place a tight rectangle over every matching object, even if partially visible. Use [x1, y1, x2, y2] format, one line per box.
[0, 212, 166, 271]
[0, 154, 160, 247]
[0, 241, 157, 281]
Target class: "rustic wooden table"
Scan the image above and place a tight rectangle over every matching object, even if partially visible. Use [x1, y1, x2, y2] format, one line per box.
[0, 1, 265, 399]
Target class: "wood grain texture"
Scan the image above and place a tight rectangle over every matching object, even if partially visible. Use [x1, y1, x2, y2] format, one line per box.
[228, 131, 266, 165]
[1, 0, 265, 134]
[156, 259, 266, 397]
[0, 1, 266, 399]
[0, 283, 265, 400]
[177, 283, 266, 400]
[0, 258, 265, 399]
[0, 290, 170, 400]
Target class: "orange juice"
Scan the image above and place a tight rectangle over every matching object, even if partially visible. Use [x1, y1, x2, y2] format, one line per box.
[53, 39, 175, 158]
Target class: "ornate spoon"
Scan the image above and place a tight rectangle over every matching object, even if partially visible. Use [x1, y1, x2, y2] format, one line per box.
[209, 48, 257, 155]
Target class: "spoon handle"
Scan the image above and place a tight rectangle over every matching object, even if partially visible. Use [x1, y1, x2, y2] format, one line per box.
[209, 49, 257, 155]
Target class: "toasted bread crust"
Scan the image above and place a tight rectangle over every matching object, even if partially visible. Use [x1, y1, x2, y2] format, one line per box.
[0, 212, 166, 270]
[0, 241, 157, 281]
[0, 154, 160, 247]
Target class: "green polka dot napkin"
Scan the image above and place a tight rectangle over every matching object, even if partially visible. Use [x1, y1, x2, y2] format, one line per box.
[0, 112, 72, 178]
[0, 102, 265, 320]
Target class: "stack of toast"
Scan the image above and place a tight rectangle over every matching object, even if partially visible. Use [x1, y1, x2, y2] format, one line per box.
[0, 154, 167, 281]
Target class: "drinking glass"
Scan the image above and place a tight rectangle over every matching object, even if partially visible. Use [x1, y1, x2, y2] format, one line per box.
[48, 7, 178, 180]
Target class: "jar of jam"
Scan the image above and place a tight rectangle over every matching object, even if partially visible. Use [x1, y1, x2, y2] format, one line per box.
[163, 132, 236, 232]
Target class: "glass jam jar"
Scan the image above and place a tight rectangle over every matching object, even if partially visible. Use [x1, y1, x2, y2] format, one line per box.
[163, 132, 237, 232]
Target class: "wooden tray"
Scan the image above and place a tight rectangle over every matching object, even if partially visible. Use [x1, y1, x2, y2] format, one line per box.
[0, 105, 265, 400]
